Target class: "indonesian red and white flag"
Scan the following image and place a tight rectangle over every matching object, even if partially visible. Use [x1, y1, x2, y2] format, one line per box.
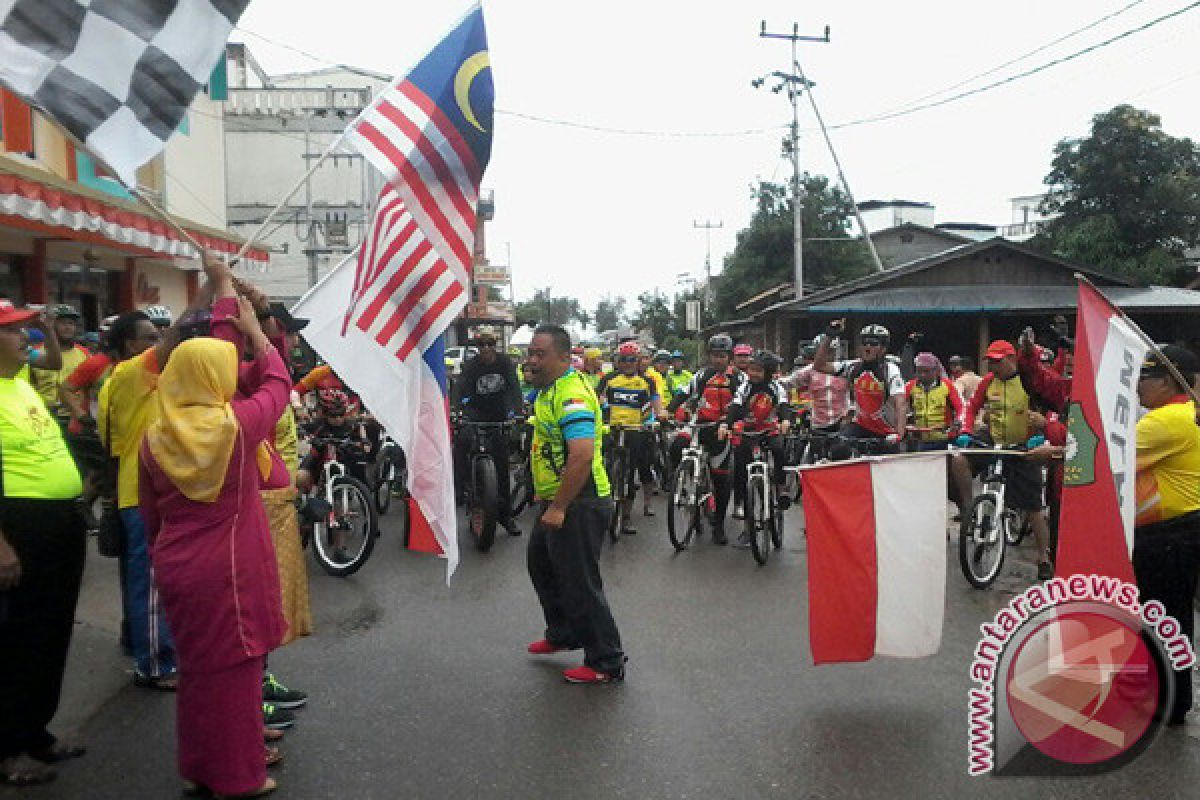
[1055, 281, 1147, 583]
[800, 454, 946, 664]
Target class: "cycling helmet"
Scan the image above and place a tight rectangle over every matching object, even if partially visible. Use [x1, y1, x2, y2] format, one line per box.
[317, 388, 350, 416]
[733, 343, 754, 357]
[100, 314, 118, 333]
[584, 347, 603, 360]
[617, 341, 641, 357]
[751, 349, 782, 375]
[707, 333, 733, 352]
[142, 304, 172, 328]
[802, 342, 818, 359]
[27, 328, 44, 343]
[671, 349, 684, 359]
[472, 324, 498, 344]
[858, 324, 890, 344]
[653, 349, 671, 362]
[51, 304, 81, 320]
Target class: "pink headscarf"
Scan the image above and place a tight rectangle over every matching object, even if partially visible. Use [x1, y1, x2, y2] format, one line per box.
[914, 351, 947, 381]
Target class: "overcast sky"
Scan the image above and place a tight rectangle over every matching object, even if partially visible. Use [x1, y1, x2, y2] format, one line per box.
[235, 0, 1200, 311]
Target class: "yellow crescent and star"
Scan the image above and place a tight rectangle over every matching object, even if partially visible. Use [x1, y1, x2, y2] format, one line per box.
[454, 50, 491, 133]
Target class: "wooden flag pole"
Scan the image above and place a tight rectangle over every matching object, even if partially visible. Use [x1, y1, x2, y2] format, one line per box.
[1074, 273, 1200, 405]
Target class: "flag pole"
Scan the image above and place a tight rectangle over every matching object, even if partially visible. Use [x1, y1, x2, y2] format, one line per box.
[1074, 273, 1200, 405]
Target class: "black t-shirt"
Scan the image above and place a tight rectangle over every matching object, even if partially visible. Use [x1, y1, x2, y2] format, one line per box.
[456, 353, 522, 422]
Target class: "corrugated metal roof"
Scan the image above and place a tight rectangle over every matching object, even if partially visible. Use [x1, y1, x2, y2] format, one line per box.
[803, 285, 1200, 314]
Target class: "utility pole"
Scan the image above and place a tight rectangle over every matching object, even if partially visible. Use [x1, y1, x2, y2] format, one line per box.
[692, 219, 723, 313]
[757, 22, 829, 299]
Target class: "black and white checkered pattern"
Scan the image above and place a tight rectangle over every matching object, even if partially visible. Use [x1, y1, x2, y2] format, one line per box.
[0, 0, 250, 185]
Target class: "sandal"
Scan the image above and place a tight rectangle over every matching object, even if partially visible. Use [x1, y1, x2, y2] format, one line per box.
[216, 777, 278, 799]
[265, 746, 283, 768]
[0, 755, 58, 787]
[29, 739, 87, 763]
[263, 728, 284, 743]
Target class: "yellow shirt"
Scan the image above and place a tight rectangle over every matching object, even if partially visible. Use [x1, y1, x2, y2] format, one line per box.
[99, 349, 160, 508]
[275, 406, 299, 479]
[0, 376, 82, 500]
[644, 367, 667, 404]
[1135, 400, 1200, 527]
[598, 371, 657, 428]
[29, 345, 89, 410]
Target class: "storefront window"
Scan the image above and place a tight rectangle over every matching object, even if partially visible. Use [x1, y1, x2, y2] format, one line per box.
[0, 258, 22, 304]
[48, 261, 116, 332]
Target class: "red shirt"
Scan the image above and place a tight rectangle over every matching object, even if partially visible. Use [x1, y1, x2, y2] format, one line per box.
[66, 352, 114, 390]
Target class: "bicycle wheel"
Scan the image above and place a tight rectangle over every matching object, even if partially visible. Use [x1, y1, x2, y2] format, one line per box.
[747, 478, 771, 565]
[667, 463, 699, 551]
[1005, 509, 1029, 546]
[607, 448, 629, 543]
[373, 453, 394, 515]
[469, 457, 499, 552]
[312, 476, 378, 577]
[509, 463, 532, 517]
[959, 494, 1006, 589]
[770, 486, 785, 550]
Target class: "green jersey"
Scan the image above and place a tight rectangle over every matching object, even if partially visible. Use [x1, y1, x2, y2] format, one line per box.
[531, 367, 610, 501]
[667, 368, 693, 396]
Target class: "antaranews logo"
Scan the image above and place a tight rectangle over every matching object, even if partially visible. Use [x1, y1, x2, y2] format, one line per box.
[967, 574, 1195, 777]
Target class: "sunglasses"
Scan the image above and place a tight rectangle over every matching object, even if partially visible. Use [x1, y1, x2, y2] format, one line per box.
[617, 356, 638, 363]
[860, 338, 884, 347]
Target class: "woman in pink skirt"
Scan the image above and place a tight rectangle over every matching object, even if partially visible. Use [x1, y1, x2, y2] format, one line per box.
[139, 291, 290, 798]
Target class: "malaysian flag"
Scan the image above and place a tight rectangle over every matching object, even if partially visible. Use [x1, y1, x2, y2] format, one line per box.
[339, 0, 492, 346]
[0, 0, 251, 186]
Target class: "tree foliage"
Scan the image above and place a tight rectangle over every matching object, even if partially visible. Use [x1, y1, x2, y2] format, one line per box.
[514, 288, 590, 328]
[712, 176, 873, 320]
[592, 295, 626, 333]
[1033, 104, 1200, 285]
[632, 291, 674, 349]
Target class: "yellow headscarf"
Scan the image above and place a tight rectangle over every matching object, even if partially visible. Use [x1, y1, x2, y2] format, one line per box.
[147, 338, 270, 503]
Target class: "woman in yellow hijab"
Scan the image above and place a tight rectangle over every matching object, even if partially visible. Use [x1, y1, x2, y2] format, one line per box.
[139, 297, 292, 799]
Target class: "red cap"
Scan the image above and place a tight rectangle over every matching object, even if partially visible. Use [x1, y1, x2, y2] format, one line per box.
[985, 340, 1016, 360]
[0, 299, 38, 328]
[733, 344, 754, 356]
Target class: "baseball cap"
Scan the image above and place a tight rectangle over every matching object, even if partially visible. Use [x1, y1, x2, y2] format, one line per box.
[0, 299, 39, 327]
[985, 340, 1016, 360]
[1142, 344, 1200, 380]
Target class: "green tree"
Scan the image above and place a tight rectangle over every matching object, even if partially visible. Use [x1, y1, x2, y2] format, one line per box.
[632, 290, 674, 348]
[713, 176, 872, 320]
[514, 288, 589, 328]
[1033, 104, 1200, 285]
[592, 295, 626, 333]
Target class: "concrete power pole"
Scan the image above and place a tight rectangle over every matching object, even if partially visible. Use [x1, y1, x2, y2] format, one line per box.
[757, 22, 829, 300]
[692, 219, 723, 313]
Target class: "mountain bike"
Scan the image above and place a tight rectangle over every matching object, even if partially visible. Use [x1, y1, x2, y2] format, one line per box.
[954, 438, 1027, 589]
[303, 435, 379, 577]
[371, 435, 408, 516]
[739, 430, 785, 565]
[604, 422, 653, 542]
[508, 416, 535, 518]
[458, 419, 517, 552]
[666, 421, 720, 551]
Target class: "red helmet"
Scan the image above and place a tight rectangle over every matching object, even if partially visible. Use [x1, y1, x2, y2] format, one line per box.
[317, 388, 350, 416]
[617, 341, 641, 357]
[733, 344, 753, 356]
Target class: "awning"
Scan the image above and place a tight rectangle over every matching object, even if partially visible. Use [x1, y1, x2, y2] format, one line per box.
[800, 285, 1200, 314]
[0, 160, 268, 269]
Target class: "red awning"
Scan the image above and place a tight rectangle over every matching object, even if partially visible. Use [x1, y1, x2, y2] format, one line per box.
[0, 167, 268, 269]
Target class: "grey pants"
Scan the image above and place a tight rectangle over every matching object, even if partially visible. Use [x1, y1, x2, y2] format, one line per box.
[527, 499, 625, 675]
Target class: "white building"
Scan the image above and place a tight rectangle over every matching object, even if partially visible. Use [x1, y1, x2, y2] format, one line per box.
[999, 193, 1056, 241]
[856, 199, 936, 233]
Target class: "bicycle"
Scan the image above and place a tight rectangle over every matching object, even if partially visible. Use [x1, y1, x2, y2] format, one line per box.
[458, 419, 517, 552]
[739, 430, 785, 565]
[604, 422, 654, 542]
[829, 433, 896, 460]
[302, 435, 379, 577]
[371, 435, 408, 517]
[666, 421, 721, 551]
[508, 416, 535, 518]
[953, 437, 1028, 589]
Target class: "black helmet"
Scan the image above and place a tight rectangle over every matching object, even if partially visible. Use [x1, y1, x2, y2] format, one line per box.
[51, 304, 81, 320]
[752, 349, 782, 375]
[858, 323, 890, 343]
[707, 333, 733, 353]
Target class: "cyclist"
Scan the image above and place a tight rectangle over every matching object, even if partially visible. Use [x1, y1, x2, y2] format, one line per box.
[668, 333, 744, 544]
[785, 341, 849, 456]
[452, 326, 523, 536]
[905, 352, 964, 451]
[297, 388, 372, 563]
[650, 349, 674, 395]
[581, 347, 605, 391]
[811, 320, 907, 452]
[954, 339, 1054, 580]
[721, 350, 793, 548]
[947, 355, 982, 406]
[732, 343, 753, 374]
[666, 350, 693, 398]
[596, 341, 659, 530]
[27, 304, 90, 417]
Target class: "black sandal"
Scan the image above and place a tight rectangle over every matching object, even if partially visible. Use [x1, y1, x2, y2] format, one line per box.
[28, 740, 87, 764]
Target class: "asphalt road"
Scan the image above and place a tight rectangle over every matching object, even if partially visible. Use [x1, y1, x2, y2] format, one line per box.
[15, 496, 1200, 799]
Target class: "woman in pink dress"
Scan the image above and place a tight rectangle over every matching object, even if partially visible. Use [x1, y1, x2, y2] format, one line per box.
[139, 297, 290, 799]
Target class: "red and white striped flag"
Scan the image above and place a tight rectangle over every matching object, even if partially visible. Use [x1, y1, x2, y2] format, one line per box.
[342, 184, 466, 361]
[801, 454, 947, 664]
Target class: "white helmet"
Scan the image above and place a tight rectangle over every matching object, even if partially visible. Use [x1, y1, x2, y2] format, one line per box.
[143, 304, 173, 327]
[858, 324, 890, 344]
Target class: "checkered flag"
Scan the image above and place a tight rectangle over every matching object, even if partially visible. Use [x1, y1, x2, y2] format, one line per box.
[0, 0, 251, 186]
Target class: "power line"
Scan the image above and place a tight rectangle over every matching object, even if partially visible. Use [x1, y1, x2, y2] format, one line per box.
[874, 0, 1151, 114]
[495, 109, 783, 138]
[827, 0, 1200, 131]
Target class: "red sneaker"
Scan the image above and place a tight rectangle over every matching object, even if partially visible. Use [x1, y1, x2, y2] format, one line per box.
[563, 665, 623, 684]
[527, 639, 575, 655]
